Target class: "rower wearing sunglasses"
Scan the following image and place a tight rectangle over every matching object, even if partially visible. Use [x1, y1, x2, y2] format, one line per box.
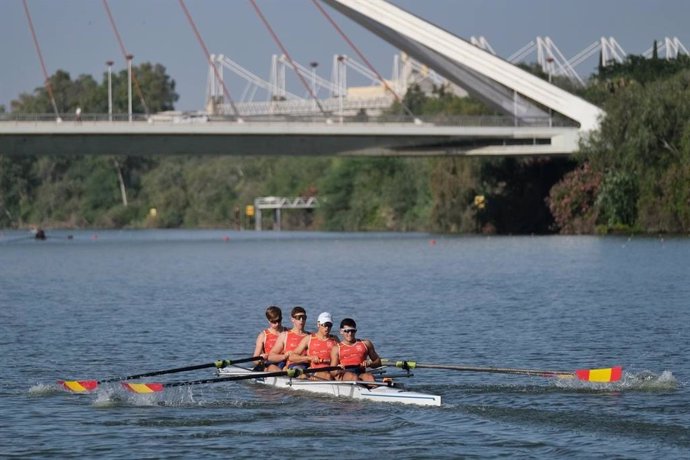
[285, 312, 339, 380]
[252, 305, 285, 370]
[265, 306, 311, 372]
[331, 318, 381, 382]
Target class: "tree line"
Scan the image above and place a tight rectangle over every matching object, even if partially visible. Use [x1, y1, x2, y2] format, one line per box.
[1, 55, 689, 234]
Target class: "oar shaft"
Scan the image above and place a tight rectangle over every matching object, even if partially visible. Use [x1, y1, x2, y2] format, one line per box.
[383, 360, 574, 378]
[72, 356, 263, 385]
[99, 362, 216, 383]
[413, 363, 573, 378]
[157, 366, 347, 389]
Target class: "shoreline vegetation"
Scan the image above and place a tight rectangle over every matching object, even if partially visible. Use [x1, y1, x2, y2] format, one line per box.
[2, 54, 689, 235]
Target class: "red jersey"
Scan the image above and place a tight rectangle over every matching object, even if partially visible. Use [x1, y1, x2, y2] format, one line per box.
[284, 330, 307, 366]
[338, 340, 369, 367]
[307, 334, 337, 368]
[263, 328, 281, 355]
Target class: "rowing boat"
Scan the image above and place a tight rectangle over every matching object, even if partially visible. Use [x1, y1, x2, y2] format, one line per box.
[217, 365, 442, 407]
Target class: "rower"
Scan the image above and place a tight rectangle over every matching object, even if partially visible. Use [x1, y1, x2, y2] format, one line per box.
[286, 312, 339, 380]
[331, 318, 381, 382]
[265, 306, 310, 372]
[252, 305, 285, 370]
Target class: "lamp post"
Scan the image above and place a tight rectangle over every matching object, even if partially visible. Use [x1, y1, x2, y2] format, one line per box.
[337, 55, 345, 123]
[106, 60, 114, 122]
[310, 61, 318, 111]
[126, 54, 134, 122]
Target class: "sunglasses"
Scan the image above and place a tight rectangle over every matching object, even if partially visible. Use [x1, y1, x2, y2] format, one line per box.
[342, 328, 357, 333]
[320, 322, 333, 328]
[293, 315, 307, 321]
[269, 318, 282, 323]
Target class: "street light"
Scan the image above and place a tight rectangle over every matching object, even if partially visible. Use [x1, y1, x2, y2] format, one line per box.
[337, 55, 345, 123]
[310, 61, 318, 110]
[106, 60, 114, 122]
[126, 54, 134, 122]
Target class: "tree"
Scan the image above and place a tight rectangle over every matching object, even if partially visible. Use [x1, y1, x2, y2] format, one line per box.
[575, 69, 690, 233]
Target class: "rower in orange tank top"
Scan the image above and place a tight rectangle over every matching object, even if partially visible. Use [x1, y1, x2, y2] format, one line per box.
[287, 312, 339, 380]
[252, 305, 285, 370]
[266, 306, 310, 372]
[331, 317, 381, 382]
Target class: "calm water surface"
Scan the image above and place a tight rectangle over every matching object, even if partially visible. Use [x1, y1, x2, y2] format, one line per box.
[1, 230, 689, 458]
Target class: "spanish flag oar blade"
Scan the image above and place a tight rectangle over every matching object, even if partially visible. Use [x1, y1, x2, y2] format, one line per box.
[58, 356, 263, 393]
[58, 380, 99, 393]
[574, 366, 623, 383]
[121, 383, 165, 393]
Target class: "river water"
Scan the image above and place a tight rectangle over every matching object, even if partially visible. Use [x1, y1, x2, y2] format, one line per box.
[1, 230, 689, 458]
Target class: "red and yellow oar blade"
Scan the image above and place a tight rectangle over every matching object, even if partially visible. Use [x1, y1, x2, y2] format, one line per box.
[575, 366, 623, 383]
[121, 382, 164, 393]
[59, 380, 99, 393]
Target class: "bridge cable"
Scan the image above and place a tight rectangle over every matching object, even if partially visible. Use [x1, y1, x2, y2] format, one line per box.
[21, 0, 60, 119]
[248, 0, 327, 117]
[177, 0, 241, 118]
[102, 0, 150, 116]
[310, 0, 417, 119]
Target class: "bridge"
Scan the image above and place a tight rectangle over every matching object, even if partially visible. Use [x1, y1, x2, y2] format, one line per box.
[0, 115, 577, 157]
[0, 0, 619, 157]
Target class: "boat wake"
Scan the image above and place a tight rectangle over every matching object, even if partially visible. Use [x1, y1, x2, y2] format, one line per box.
[91, 385, 198, 407]
[619, 370, 678, 391]
[27, 383, 63, 396]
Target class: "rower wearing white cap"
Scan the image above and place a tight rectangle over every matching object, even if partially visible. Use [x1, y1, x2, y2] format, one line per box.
[285, 311, 339, 380]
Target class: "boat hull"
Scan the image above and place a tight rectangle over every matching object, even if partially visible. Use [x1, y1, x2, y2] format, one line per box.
[218, 366, 441, 407]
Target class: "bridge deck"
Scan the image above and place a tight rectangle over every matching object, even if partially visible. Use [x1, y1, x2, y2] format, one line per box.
[0, 120, 579, 157]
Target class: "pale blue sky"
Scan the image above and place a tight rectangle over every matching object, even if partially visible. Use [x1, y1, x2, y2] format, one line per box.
[1, 0, 688, 111]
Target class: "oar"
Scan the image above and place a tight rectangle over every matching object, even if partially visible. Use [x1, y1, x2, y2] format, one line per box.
[383, 360, 623, 383]
[121, 366, 348, 393]
[59, 356, 262, 393]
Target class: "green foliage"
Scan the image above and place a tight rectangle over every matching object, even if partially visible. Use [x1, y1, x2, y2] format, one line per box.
[428, 158, 478, 233]
[318, 157, 428, 231]
[595, 171, 638, 228]
[546, 163, 601, 234]
[577, 69, 690, 233]
[11, 63, 178, 115]
[388, 83, 494, 117]
[0, 156, 37, 227]
[599, 54, 690, 87]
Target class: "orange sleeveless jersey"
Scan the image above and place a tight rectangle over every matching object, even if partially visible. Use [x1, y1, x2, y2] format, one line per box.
[284, 330, 307, 366]
[337, 340, 369, 367]
[307, 334, 337, 368]
[263, 329, 280, 355]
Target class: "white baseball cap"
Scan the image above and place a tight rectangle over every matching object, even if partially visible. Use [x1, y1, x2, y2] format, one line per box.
[317, 312, 333, 324]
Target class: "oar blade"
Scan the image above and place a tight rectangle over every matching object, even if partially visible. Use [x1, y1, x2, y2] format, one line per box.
[121, 382, 165, 393]
[575, 366, 623, 383]
[59, 380, 99, 393]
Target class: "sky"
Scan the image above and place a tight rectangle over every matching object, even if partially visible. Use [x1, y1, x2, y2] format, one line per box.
[1, 0, 688, 112]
